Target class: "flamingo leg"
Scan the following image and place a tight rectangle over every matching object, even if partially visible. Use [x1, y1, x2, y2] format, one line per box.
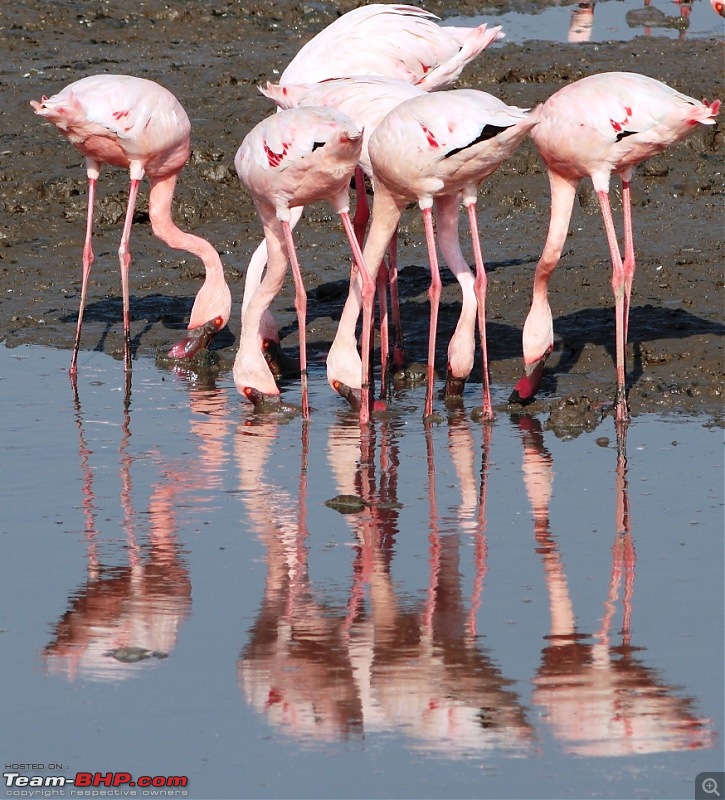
[465, 199, 493, 420]
[620, 177, 636, 346]
[338, 210, 376, 426]
[280, 220, 310, 418]
[434, 195, 477, 403]
[376, 257, 390, 397]
[596, 188, 629, 423]
[387, 230, 406, 371]
[72, 166, 99, 375]
[241, 207, 305, 378]
[352, 166, 369, 248]
[118, 176, 141, 372]
[422, 204, 442, 419]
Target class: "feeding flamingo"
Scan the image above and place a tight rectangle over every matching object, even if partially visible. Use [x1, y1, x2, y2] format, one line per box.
[232, 106, 373, 418]
[30, 74, 232, 373]
[260, 75, 428, 389]
[243, 4, 504, 369]
[508, 72, 720, 422]
[327, 89, 539, 423]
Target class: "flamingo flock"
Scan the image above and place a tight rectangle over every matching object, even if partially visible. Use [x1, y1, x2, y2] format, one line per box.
[30, 3, 720, 428]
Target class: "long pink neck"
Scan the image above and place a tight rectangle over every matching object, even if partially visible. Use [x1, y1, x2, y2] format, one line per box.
[148, 174, 230, 328]
[148, 174, 224, 279]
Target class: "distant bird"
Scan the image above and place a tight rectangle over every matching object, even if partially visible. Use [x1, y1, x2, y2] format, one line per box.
[327, 89, 539, 422]
[30, 74, 232, 373]
[233, 106, 372, 418]
[244, 4, 504, 371]
[508, 72, 720, 422]
[260, 75, 427, 388]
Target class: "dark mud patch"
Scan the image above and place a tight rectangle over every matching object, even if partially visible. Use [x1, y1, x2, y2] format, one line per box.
[1, 1, 722, 429]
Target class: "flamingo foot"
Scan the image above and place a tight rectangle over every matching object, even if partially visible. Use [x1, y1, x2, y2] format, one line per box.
[168, 316, 225, 359]
[614, 386, 630, 425]
[262, 339, 299, 379]
[508, 346, 553, 404]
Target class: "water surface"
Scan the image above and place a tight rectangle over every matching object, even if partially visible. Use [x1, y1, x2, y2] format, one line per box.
[449, 0, 723, 43]
[1, 343, 722, 799]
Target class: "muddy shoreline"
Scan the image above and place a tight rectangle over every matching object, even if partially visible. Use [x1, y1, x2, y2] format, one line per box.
[1, 2, 723, 426]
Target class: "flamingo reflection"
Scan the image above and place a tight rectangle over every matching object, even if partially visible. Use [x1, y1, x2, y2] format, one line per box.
[42, 375, 234, 682]
[514, 416, 714, 755]
[346, 418, 530, 754]
[568, 1, 596, 42]
[237, 414, 532, 752]
[236, 419, 364, 740]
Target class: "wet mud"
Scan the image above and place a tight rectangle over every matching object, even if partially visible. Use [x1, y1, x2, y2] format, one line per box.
[1, 1, 723, 428]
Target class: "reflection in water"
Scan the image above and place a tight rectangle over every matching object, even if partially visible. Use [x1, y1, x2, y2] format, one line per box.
[237, 414, 532, 754]
[43, 372, 233, 682]
[566, 0, 693, 46]
[626, 0, 692, 37]
[236, 419, 364, 740]
[568, 1, 596, 41]
[40, 360, 717, 757]
[515, 416, 715, 755]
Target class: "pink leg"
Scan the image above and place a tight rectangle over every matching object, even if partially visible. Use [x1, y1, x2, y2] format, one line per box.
[465, 201, 493, 420]
[352, 166, 369, 249]
[596, 189, 629, 422]
[376, 257, 390, 396]
[338, 211, 376, 426]
[281, 221, 309, 418]
[71, 174, 98, 375]
[387, 231, 406, 371]
[118, 177, 141, 372]
[620, 178, 636, 347]
[422, 205, 442, 419]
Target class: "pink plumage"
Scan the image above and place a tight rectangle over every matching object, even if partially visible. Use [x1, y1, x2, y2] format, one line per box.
[242, 4, 504, 377]
[233, 106, 372, 417]
[278, 4, 503, 90]
[509, 72, 720, 423]
[30, 74, 232, 372]
[327, 89, 539, 422]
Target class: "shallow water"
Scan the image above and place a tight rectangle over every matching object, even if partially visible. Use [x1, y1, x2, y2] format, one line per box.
[1, 342, 722, 799]
[449, 0, 724, 43]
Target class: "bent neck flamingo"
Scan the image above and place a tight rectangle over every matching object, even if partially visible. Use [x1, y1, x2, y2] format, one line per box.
[327, 89, 539, 422]
[508, 71, 720, 424]
[242, 4, 503, 373]
[232, 105, 373, 418]
[260, 75, 428, 395]
[31, 74, 232, 373]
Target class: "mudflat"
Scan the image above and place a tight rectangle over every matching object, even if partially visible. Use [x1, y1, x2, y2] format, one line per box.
[2, 1, 722, 424]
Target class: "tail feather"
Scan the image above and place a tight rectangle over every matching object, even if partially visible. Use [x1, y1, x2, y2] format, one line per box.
[416, 24, 504, 92]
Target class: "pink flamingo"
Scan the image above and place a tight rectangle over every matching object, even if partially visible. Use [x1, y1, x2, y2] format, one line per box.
[260, 75, 427, 390]
[243, 4, 503, 368]
[327, 89, 539, 422]
[509, 72, 720, 423]
[30, 74, 232, 373]
[233, 106, 373, 418]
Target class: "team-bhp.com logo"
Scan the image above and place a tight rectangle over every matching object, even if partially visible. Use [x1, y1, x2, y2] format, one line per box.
[4, 768, 189, 796]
